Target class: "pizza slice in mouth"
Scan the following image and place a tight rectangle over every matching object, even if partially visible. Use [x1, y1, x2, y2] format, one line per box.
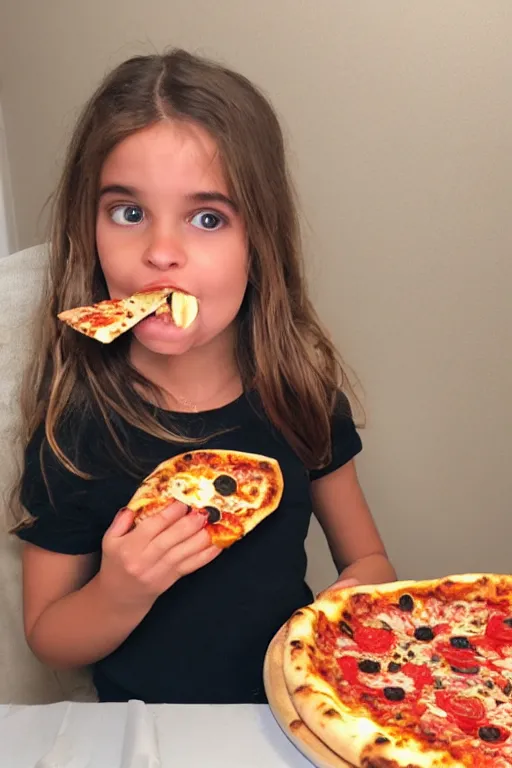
[58, 288, 199, 343]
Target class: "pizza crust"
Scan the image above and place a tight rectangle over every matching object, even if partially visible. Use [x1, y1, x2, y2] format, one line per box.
[283, 575, 512, 768]
[263, 625, 355, 768]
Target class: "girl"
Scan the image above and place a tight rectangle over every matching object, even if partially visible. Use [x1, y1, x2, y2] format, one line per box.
[13, 49, 396, 704]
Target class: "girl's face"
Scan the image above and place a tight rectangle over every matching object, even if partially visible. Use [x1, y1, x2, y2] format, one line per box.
[96, 121, 249, 357]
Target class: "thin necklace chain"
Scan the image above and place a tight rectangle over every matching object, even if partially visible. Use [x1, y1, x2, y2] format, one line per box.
[163, 372, 241, 413]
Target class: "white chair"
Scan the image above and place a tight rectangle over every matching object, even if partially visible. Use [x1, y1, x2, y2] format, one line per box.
[0, 244, 96, 703]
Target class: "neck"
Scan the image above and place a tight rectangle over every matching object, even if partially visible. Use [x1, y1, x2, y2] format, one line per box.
[130, 328, 242, 412]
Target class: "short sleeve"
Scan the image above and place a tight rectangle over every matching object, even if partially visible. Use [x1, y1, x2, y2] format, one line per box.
[15, 425, 104, 555]
[309, 392, 363, 482]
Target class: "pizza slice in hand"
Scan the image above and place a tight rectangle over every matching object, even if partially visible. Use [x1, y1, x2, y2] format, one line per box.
[126, 449, 284, 548]
[58, 288, 199, 343]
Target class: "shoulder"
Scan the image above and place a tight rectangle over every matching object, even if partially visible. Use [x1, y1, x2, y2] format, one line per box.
[23, 407, 107, 487]
[17, 413, 109, 554]
[309, 390, 363, 482]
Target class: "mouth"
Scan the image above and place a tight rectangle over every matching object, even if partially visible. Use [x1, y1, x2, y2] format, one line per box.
[143, 289, 199, 330]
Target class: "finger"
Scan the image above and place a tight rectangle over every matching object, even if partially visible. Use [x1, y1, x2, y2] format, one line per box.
[145, 531, 218, 584]
[129, 500, 190, 544]
[317, 577, 360, 599]
[104, 507, 136, 539]
[179, 544, 222, 575]
[141, 510, 209, 565]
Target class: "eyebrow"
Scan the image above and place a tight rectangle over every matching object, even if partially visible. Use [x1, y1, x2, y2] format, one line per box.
[99, 184, 138, 198]
[188, 191, 238, 213]
[98, 185, 238, 212]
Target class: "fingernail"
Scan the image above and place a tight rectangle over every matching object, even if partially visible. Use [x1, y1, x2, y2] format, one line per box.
[195, 509, 209, 524]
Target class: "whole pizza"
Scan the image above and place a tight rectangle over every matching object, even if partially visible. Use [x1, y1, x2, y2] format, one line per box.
[282, 574, 512, 767]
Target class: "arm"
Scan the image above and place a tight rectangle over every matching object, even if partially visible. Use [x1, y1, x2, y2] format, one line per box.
[22, 543, 152, 669]
[312, 459, 397, 587]
[22, 504, 220, 670]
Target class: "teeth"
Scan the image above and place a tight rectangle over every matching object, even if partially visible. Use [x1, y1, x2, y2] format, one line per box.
[170, 292, 198, 328]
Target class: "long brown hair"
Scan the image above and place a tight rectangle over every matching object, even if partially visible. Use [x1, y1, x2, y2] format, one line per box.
[12, 48, 362, 525]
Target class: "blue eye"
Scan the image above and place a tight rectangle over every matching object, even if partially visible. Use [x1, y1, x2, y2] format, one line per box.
[110, 205, 144, 225]
[190, 211, 224, 231]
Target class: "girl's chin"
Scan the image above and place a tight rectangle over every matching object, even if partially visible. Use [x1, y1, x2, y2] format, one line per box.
[131, 314, 198, 354]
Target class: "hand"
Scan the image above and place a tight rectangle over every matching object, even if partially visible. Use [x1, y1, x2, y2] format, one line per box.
[98, 502, 221, 610]
[316, 577, 360, 600]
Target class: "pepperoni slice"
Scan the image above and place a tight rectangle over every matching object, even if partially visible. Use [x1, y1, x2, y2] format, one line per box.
[433, 622, 450, 636]
[337, 655, 360, 684]
[435, 691, 485, 734]
[485, 614, 512, 645]
[438, 643, 478, 671]
[354, 625, 395, 654]
[402, 662, 434, 690]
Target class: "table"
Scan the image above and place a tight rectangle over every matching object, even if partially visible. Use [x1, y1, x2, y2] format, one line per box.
[0, 701, 315, 767]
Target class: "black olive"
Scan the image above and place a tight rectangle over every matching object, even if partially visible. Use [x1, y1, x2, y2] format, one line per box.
[431, 654, 441, 662]
[504, 618, 512, 628]
[204, 506, 221, 523]
[478, 726, 503, 743]
[388, 662, 401, 673]
[450, 636, 471, 649]
[375, 736, 390, 744]
[213, 474, 237, 496]
[414, 626, 434, 642]
[398, 594, 414, 612]
[504, 682, 512, 696]
[383, 687, 405, 702]
[485, 680, 494, 689]
[450, 665, 480, 675]
[183, 453, 192, 461]
[358, 659, 381, 674]
[339, 620, 354, 638]
[434, 678, 444, 689]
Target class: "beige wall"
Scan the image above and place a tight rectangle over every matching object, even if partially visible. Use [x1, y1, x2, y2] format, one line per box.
[1, 1, 511, 592]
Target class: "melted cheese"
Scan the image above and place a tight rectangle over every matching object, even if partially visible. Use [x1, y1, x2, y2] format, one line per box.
[170, 473, 264, 514]
[493, 657, 512, 672]
[171, 475, 215, 507]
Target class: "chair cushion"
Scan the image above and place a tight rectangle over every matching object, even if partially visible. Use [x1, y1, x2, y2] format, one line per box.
[0, 245, 96, 703]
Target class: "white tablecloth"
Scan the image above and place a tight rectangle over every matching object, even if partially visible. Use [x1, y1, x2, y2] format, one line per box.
[0, 701, 313, 767]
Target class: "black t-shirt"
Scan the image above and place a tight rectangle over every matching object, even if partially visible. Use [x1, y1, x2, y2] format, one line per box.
[17, 391, 362, 704]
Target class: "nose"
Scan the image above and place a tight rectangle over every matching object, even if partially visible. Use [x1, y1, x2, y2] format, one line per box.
[143, 231, 187, 271]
